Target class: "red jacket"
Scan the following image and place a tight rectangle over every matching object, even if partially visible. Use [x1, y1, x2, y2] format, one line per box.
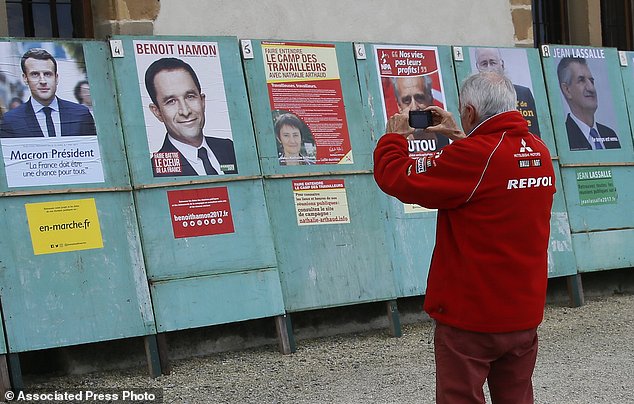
[374, 111, 555, 332]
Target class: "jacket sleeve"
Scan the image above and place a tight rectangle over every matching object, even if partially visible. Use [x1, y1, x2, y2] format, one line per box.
[373, 133, 490, 209]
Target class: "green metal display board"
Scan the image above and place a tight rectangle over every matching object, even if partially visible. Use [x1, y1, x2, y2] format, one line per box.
[111, 36, 262, 184]
[242, 39, 396, 311]
[355, 43, 460, 296]
[541, 45, 634, 163]
[0, 39, 156, 352]
[0, 39, 132, 191]
[133, 181, 285, 331]
[262, 175, 395, 311]
[0, 192, 155, 352]
[547, 164, 577, 277]
[241, 39, 374, 174]
[111, 36, 285, 331]
[454, 46, 576, 278]
[560, 165, 634, 272]
[541, 45, 634, 273]
[453, 46, 557, 151]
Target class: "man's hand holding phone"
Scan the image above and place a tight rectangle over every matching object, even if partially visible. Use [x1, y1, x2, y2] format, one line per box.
[424, 106, 467, 141]
[386, 112, 414, 138]
[386, 110, 434, 140]
[386, 108, 466, 142]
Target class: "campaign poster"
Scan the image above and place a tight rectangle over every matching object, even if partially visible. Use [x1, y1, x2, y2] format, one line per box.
[134, 40, 238, 177]
[292, 179, 351, 226]
[0, 41, 104, 187]
[25, 198, 103, 255]
[468, 47, 541, 136]
[575, 168, 618, 206]
[167, 187, 234, 238]
[263, 42, 353, 166]
[548, 47, 621, 152]
[374, 45, 448, 159]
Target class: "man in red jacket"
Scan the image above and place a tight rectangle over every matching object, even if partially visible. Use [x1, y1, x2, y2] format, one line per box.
[374, 72, 555, 404]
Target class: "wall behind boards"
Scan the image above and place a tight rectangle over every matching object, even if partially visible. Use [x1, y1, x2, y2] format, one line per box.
[152, 0, 516, 46]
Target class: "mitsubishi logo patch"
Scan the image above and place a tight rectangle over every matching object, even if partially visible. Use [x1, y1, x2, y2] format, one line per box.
[520, 139, 533, 153]
[514, 139, 541, 159]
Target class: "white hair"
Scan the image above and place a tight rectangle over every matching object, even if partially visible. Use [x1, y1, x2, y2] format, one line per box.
[460, 72, 517, 123]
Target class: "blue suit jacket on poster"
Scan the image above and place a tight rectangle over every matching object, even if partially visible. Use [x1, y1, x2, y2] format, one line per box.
[0, 97, 96, 138]
[565, 114, 621, 151]
[151, 134, 238, 177]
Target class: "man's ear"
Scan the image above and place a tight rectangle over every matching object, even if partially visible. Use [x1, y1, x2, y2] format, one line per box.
[464, 104, 479, 128]
[560, 83, 572, 100]
[22, 73, 28, 86]
[149, 103, 164, 122]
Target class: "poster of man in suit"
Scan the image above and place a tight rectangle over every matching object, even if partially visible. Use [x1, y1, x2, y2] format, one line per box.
[0, 41, 104, 187]
[134, 40, 238, 177]
[374, 44, 449, 160]
[469, 47, 541, 137]
[554, 51, 621, 151]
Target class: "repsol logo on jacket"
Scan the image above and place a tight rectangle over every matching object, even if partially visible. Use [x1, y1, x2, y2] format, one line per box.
[507, 176, 553, 189]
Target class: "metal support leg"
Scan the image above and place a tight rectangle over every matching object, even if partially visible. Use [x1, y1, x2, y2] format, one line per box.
[0, 354, 12, 397]
[566, 273, 585, 307]
[274, 314, 296, 354]
[144, 335, 162, 378]
[7, 353, 22, 391]
[387, 300, 402, 337]
[156, 333, 171, 375]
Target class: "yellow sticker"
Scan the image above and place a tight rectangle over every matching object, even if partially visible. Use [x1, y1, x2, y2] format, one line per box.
[25, 198, 103, 255]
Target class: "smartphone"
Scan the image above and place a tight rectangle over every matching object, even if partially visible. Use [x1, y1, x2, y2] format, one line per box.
[409, 110, 433, 129]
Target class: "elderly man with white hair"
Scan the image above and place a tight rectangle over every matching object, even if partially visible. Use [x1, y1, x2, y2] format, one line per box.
[374, 71, 555, 404]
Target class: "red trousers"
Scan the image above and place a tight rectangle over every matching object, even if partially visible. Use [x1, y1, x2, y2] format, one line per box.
[434, 322, 539, 404]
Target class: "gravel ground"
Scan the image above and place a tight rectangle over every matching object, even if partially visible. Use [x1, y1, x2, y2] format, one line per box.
[24, 293, 634, 404]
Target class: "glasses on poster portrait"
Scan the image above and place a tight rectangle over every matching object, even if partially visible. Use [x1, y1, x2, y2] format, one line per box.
[477, 59, 503, 71]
